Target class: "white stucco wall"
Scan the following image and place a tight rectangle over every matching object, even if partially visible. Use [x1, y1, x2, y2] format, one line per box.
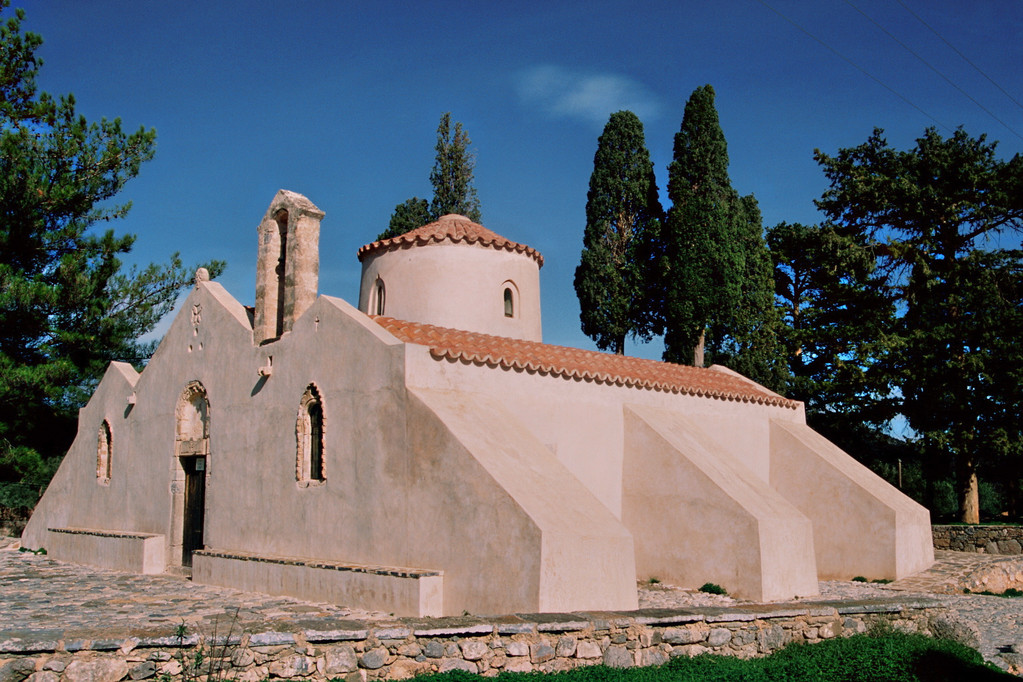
[358, 242, 542, 341]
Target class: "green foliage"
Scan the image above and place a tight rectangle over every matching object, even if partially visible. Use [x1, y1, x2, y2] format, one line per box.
[815, 126, 1023, 521]
[379, 197, 432, 240]
[385, 112, 482, 239]
[407, 632, 1008, 682]
[0, 1, 225, 501]
[574, 110, 663, 355]
[657, 84, 737, 365]
[168, 610, 240, 682]
[767, 221, 897, 433]
[698, 582, 726, 595]
[965, 587, 1022, 597]
[652, 85, 784, 389]
[852, 576, 868, 582]
[430, 112, 481, 222]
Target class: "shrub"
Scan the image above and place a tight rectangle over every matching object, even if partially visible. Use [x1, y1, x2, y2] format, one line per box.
[698, 582, 726, 595]
[407, 631, 1011, 682]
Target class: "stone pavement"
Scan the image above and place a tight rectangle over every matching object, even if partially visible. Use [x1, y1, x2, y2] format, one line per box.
[1, 542, 1021, 673]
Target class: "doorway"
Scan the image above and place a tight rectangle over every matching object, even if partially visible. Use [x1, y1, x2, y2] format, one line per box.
[182, 456, 206, 567]
[172, 381, 211, 570]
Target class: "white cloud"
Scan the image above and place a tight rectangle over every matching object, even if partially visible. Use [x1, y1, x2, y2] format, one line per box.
[516, 65, 662, 127]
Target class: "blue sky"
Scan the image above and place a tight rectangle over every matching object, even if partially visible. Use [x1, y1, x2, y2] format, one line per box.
[18, 0, 1023, 358]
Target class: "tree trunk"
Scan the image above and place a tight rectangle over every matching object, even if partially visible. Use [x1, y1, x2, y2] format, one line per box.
[958, 456, 980, 524]
[614, 336, 624, 356]
[693, 329, 705, 367]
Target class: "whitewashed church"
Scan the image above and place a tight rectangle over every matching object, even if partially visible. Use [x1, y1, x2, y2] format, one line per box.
[23, 190, 934, 617]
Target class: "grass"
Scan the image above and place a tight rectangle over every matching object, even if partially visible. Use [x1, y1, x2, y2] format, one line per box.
[406, 630, 1013, 682]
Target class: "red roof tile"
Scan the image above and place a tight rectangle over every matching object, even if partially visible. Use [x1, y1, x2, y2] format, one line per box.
[372, 316, 799, 409]
[357, 214, 544, 267]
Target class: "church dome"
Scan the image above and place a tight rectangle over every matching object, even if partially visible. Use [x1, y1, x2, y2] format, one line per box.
[357, 215, 543, 341]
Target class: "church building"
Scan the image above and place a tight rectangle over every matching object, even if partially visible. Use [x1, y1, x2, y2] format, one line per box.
[22, 190, 934, 617]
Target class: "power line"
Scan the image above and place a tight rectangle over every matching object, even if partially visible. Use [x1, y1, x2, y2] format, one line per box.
[846, 0, 1023, 143]
[895, 0, 1023, 115]
[755, 0, 951, 132]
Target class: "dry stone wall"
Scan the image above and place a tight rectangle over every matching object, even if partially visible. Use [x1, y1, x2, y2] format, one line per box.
[933, 525, 1023, 555]
[0, 600, 944, 682]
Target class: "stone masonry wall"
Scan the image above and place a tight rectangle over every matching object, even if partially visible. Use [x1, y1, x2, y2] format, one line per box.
[933, 525, 1023, 555]
[0, 601, 944, 682]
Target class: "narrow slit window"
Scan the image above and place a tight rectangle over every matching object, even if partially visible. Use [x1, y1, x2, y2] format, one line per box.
[96, 420, 112, 482]
[309, 401, 323, 481]
[297, 384, 326, 484]
[375, 278, 386, 316]
[504, 287, 514, 317]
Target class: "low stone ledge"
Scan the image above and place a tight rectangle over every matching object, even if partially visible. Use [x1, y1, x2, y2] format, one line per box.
[193, 549, 441, 578]
[0, 597, 954, 680]
[192, 550, 444, 618]
[45, 528, 165, 575]
[48, 528, 160, 540]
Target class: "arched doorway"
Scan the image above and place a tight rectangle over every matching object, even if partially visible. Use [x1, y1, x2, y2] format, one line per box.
[172, 382, 210, 568]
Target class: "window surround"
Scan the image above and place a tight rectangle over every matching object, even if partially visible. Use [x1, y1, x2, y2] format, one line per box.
[296, 384, 326, 487]
[96, 420, 112, 484]
[502, 280, 518, 318]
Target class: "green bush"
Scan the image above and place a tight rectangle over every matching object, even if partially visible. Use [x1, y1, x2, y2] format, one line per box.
[407, 631, 1011, 682]
[697, 582, 726, 595]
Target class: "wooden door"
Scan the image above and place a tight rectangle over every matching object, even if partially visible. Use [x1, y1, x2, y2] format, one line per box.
[182, 456, 206, 567]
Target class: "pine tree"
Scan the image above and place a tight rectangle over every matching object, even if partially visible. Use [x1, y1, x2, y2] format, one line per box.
[574, 111, 663, 354]
[0, 1, 224, 506]
[815, 126, 1023, 522]
[377, 197, 431, 241]
[768, 221, 898, 449]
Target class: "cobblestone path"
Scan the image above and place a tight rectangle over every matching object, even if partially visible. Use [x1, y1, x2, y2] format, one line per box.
[0, 547, 388, 644]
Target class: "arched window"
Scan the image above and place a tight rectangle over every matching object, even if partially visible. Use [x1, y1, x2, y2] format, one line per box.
[96, 420, 112, 482]
[503, 288, 514, 317]
[502, 281, 518, 318]
[297, 384, 326, 484]
[374, 278, 386, 316]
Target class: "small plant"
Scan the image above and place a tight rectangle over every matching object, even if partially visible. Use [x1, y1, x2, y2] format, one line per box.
[647, 577, 661, 585]
[18, 546, 46, 555]
[965, 587, 1023, 597]
[170, 609, 241, 682]
[852, 576, 868, 582]
[698, 582, 727, 595]
[872, 578, 892, 584]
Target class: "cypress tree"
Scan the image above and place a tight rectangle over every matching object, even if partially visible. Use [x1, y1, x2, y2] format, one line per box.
[383, 113, 481, 239]
[657, 84, 743, 367]
[574, 111, 663, 354]
[429, 112, 481, 222]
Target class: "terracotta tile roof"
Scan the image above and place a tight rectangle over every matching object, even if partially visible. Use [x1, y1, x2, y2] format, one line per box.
[357, 214, 544, 267]
[372, 316, 799, 409]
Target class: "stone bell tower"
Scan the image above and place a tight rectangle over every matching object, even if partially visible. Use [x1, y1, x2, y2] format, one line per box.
[253, 190, 324, 345]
